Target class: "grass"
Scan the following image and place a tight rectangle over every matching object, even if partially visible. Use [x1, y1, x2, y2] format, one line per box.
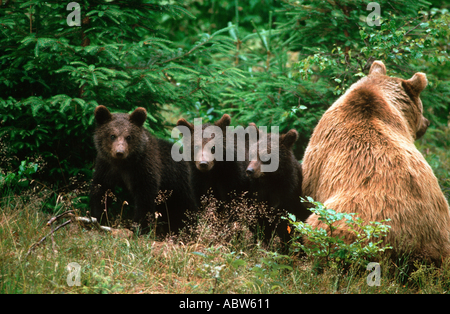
[2, 184, 450, 294]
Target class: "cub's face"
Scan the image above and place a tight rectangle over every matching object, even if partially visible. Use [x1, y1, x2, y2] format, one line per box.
[246, 128, 298, 179]
[100, 120, 134, 160]
[192, 131, 221, 172]
[368, 61, 429, 140]
[246, 132, 277, 179]
[94, 106, 147, 161]
[176, 114, 231, 173]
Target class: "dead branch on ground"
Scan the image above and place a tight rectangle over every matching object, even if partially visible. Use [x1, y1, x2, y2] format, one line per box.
[26, 210, 132, 258]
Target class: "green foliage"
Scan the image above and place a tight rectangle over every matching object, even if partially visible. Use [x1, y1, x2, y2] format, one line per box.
[0, 159, 38, 189]
[286, 1, 450, 118]
[2, 0, 450, 187]
[0, 0, 243, 183]
[201, 0, 450, 154]
[417, 124, 450, 199]
[1, 95, 96, 182]
[81, 260, 124, 294]
[249, 249, 293, 290]
[284, 197, 392, 269]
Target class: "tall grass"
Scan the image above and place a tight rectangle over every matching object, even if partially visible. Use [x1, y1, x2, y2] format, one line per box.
[2, 183, 450, 294]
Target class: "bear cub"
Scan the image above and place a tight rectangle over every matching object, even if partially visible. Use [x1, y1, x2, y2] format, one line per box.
[176, 114, 250, 204]
[90, 105, 197, 235]
[246, 124, 310, 245]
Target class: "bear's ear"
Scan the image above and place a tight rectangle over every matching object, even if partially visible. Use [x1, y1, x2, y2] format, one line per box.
[248, 122, 260, 140]
[280, 129, 298, 148]
[130, 107, 147, 127]
[248, 122, 259, 133]
[403, 72, 427, 96]
[251, 122, 266, 139]
[369, 60, 387, 76]
[215, 114, 231, 130]
[176, 118, 194, 131]
[94, 105, 112, 125]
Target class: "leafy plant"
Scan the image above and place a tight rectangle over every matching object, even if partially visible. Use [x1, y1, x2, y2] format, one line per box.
[0, 159, 39, 189]
[82, 260, 124, 294]
[249, 248, 293, 291]
[284, 197, 392, 270]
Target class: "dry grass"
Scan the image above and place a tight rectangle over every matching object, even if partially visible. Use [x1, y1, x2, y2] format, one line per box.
[2, 183, 450, 295]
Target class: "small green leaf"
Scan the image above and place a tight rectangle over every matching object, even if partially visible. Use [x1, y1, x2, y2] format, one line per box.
[91, 73, 98, 85]
[192, 252, 207, 258]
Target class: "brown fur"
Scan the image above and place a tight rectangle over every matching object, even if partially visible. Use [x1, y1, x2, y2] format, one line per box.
[90, 106, 197, 235]
[302, 61, 450, 265]
[246, 125, 310, 244]
[176, 114, 250, 203]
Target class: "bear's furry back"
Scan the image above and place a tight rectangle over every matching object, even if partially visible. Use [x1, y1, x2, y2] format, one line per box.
[302, 63, 450, 265]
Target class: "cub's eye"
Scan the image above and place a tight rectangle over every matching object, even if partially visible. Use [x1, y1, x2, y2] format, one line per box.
[126, 135, 131, 141]
[211, 146, 216, 154]
[110, 135, 116, 140]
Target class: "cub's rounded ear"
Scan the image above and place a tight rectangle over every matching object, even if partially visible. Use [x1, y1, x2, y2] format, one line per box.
[94, 105, 112, 125]
[215, 114, 231, 129]
[248, 122, 259, 133]
[403, 72, 427, 96]
[369, 60, 387, 76]
[250, 122, 267, 139]
[280, 129, 298, 148]
[176, 118, 194, 131]
[247, 122, 260, 141]
[130, 107, 147, 127]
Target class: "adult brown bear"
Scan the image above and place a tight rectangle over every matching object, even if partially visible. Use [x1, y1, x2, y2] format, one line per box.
[301, 61, 450, 265]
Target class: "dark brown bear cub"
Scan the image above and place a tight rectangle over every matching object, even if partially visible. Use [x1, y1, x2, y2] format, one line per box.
[246, 125, 310, 245]
[176, 114, 250, 204]
[90, 105, 197, 235]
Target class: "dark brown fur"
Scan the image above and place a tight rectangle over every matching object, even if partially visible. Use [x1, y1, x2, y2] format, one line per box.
[90, 105, 197, 235]
[246, 125, 310, 244]
[176, 114, 250, 204]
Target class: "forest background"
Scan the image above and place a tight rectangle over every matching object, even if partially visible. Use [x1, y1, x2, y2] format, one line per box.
[1, 0, 450, 294]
